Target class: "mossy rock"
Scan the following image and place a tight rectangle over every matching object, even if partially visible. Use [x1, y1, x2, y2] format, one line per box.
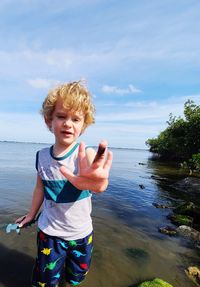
[125, 248, 149, 262]
[185, 266, 200, 286]
[138, 278, 173, 287]
[168, 213, 193, 226]
[158, 226, 177, 236]
[174, 202, 200, 218]
[174, 201, 195, 215]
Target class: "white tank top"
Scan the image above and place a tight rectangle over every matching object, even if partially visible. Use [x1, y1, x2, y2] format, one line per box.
[36, 143, 93, 240]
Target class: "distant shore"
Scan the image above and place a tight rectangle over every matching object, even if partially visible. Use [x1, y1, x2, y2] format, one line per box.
[0, 140, 148, 151]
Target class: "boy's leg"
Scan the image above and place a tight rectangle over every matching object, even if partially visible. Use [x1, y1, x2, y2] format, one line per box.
[64, 232, 93, 286]
[31, 230, 66, 287]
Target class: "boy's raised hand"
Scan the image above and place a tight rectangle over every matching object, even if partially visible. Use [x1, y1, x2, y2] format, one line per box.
[60, 141, 113, 192]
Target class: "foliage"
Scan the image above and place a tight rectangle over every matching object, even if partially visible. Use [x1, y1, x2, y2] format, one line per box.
[189, 153, 200, 172]
[146, 100, 200, 169]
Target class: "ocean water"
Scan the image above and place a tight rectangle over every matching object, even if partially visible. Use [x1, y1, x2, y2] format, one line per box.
[0, 141, 198, 287]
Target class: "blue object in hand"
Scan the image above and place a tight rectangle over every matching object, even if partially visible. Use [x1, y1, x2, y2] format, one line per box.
[6, 223, 21, 234]
[5, 212, 41, 235]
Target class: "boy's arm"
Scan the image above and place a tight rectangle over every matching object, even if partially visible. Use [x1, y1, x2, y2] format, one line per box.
[60, 140, 113, 193]
[16, 175, 44, 227]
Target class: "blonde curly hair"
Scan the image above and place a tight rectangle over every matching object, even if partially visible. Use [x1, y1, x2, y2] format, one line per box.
[41, 81, 95, 132]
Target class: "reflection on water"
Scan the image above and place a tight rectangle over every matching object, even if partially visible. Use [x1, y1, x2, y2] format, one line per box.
[0, 142, 199, 287]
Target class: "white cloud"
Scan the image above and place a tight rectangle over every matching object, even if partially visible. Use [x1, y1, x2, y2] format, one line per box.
[1, 92, 199, 149]
[0, 1, 199, 149]
[101, 84, 142, 95]
[82, 122, 159, 149]
[0, 0, 104, 12]
[96, 110, 167, 122]
[27, 78, 61, 89]
[96, 94, 200, 123]
[0, 111, 160, 149]
[22, 49, 73, 68]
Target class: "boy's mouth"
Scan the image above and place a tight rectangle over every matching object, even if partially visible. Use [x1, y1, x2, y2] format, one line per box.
[61, 131, 73, 135]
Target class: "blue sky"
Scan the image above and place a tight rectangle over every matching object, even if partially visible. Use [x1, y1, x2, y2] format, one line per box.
[0, 0, 200, 149]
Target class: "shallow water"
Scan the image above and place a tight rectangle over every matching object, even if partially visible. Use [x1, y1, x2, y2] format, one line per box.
[0, 142, 199, 287]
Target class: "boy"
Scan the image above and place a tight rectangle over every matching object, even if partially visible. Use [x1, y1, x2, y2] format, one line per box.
[16, 81, 113, 287]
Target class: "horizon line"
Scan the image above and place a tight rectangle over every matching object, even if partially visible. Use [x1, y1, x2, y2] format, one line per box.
[0, 140, 149, 151]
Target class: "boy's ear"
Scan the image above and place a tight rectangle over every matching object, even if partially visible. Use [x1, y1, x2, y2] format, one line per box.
[44, 117, 52, 130]
[80, 124, 86, 135]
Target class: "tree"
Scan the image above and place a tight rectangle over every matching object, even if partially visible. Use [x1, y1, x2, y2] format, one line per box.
[146, 100, 200, 164]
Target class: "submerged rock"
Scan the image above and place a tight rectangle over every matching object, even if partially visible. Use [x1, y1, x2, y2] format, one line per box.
[150, 175, 170, 183]
[125, 248, 149, 263]
[174, 177, 200, 194]
[174, 202, 200, 217]
[173, 202, 200, 228]
[138, 278, 173, 287]
[177, 225, 200, 243]
[153, 202, 171, 209]
[158, 226, 177, 236]
[185, 266, 200, 286]
[167, 213, 193, 226]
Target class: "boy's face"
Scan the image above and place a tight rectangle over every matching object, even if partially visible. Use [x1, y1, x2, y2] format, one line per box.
[47, 100, 85, 148]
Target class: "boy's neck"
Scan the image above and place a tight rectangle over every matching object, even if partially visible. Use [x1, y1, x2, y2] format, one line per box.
[52, 142, 77, 157]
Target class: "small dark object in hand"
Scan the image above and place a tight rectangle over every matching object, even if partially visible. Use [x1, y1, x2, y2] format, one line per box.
[93, 145, 106, 162]
[97, 145, 106, 156]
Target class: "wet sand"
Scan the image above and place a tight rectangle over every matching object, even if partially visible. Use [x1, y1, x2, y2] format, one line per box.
[0, 211, 198, 287]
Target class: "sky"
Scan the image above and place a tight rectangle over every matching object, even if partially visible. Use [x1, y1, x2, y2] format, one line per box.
[0, 0, 200, 149]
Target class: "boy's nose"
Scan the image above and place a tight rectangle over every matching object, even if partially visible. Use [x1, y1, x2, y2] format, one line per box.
[63, 119, 72, 126]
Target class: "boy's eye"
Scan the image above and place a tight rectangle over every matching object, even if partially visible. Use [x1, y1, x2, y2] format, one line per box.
[73, 117, 80, 122]
[56, 115, 66, 119]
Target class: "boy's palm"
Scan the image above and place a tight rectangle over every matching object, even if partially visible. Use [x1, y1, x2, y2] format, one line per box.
[60, 141, 113, 192]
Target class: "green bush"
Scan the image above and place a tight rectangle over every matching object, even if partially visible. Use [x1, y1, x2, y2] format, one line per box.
[146, 100, 200, 162]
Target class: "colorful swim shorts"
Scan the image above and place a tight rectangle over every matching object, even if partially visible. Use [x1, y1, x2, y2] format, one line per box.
[31, 230, 93, 287]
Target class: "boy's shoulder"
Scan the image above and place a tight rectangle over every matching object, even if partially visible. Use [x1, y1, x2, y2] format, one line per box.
[40, 146, 51, 151]
[36, 147, 51, 164]
[37, 146, 51, 155]
[35, 147, 50, 170]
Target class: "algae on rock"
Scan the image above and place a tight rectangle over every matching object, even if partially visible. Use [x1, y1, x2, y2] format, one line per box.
[138, 278, 173, 287]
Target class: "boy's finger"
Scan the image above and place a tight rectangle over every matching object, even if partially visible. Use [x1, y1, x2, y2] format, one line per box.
[18, 222, 25, 228]
[78, 142, 88, 169]
[78, 142, 86, 158]
[18, 218, 28, 228]
[103, 151, 113, 171]
[60, 166, 76, 184]
[15, 215, 26, 224]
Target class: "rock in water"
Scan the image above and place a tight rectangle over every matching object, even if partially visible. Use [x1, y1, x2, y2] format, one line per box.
[173, 201, 200, 226]
[174, 202, 199, 217]
[153, 202, 171, 209]
[158, 226, 177, 236]
[138, 278, 173, 287]
[167, 213, 193, 226]
[125, 248, 149, 263]
[185, 266, 200, 286]
[177, 225, 200, 243]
